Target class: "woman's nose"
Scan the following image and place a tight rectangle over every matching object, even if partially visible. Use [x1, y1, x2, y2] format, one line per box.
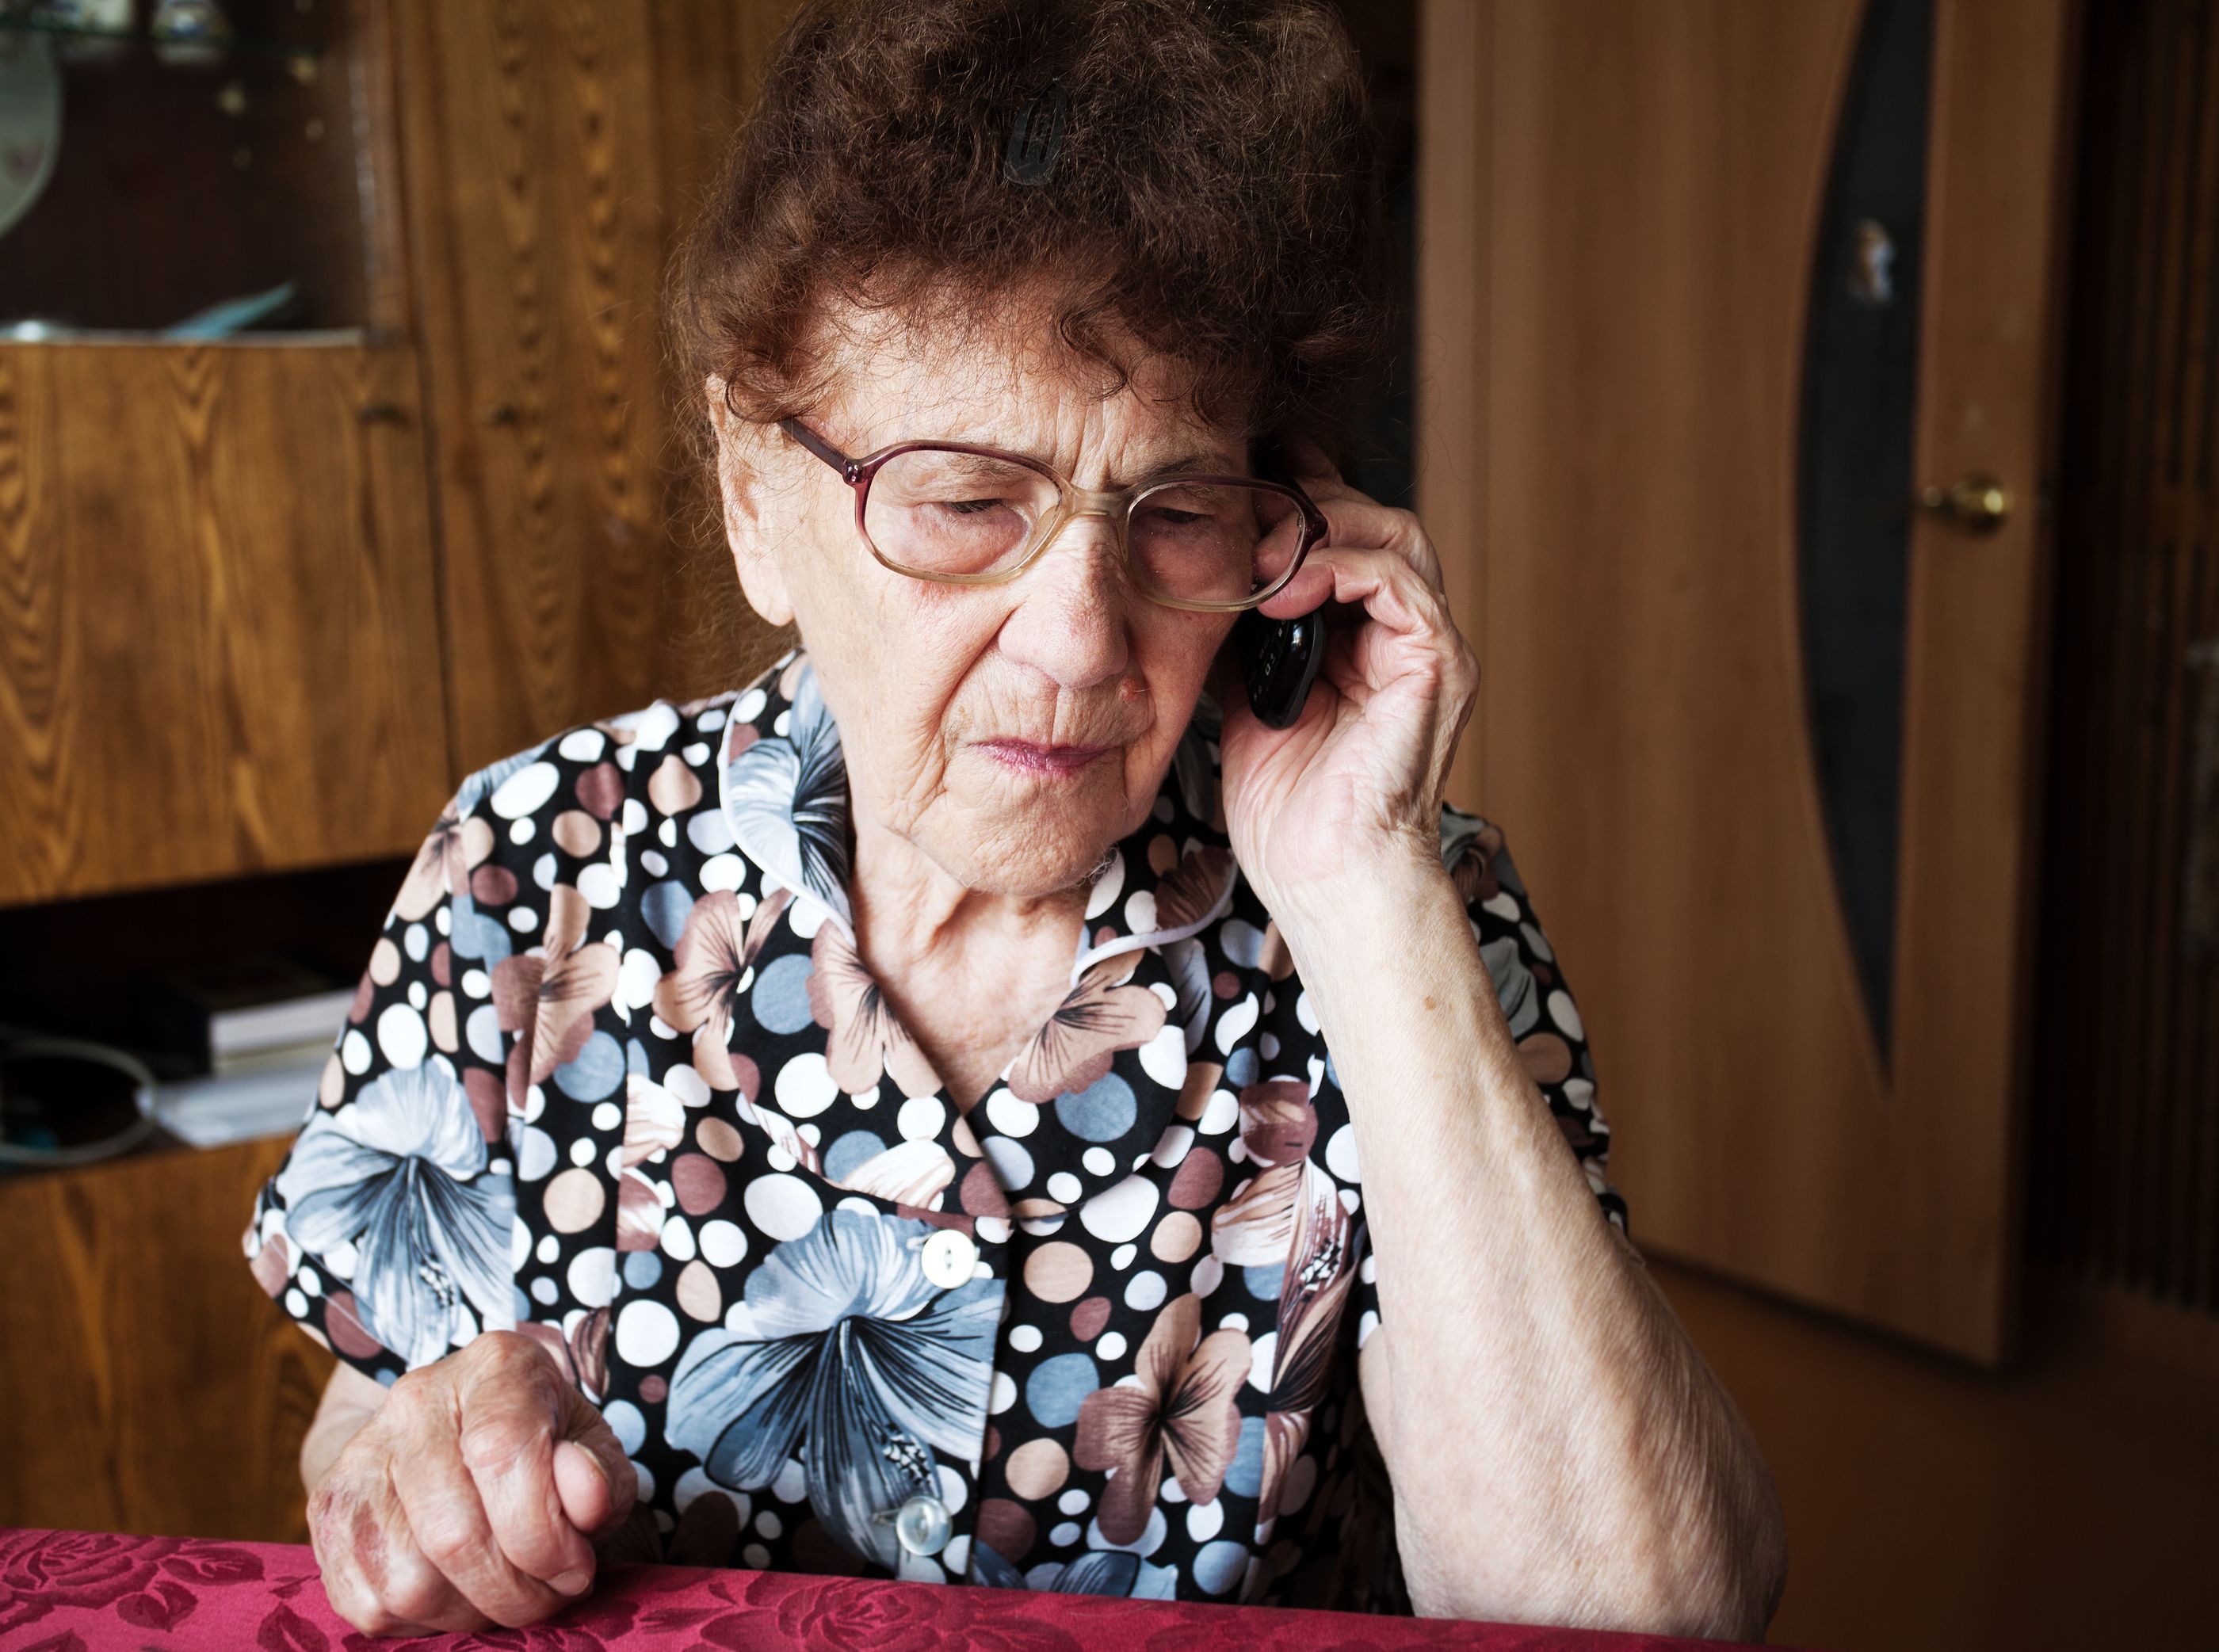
[994, 513, 1134, 692]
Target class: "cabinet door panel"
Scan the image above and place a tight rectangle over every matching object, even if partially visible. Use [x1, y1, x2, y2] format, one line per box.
[399, 0, 794, 776]
[0, 343, 452, 905]
[0, 1138, 335, 1539]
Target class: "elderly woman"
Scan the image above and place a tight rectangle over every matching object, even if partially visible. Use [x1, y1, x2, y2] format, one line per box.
[244, 0, 1785, 1639]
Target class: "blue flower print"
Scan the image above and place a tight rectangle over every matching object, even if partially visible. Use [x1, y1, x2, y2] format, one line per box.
[719, 661, 852, 926]
[1441, 804, 1526, 902]
[665, 1208, 1002, 1569]
[273, 1059, 514, 1369]
[1480, 934, 1541, 1037]
[968, 1542, 1178, 1599]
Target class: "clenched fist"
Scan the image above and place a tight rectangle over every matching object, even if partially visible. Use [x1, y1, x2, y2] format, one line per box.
[304, 1331, 636, 1637]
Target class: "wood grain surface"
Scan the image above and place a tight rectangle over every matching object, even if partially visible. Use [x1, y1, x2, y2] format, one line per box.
[1887, 0, 2078, 1359]
[1416, 0, 2074, 1361]
[0, 342, 453, 906]
[398, 0, 794, 780]
[1419, 0, 1877, 1328]
[0, 1136, 334, 1541]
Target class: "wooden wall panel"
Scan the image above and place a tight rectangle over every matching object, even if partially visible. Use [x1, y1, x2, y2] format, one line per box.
[0, 1137, 335, 1540]
[0, 343, 453, 906]
[398, 0, 795, 780]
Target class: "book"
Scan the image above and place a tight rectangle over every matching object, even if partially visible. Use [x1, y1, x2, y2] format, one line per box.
[128, 954, 351, 1074]
[152, 1057, 325, 1150]
[208, 994, 353, 1070]
[210, 1035, 345, 1080]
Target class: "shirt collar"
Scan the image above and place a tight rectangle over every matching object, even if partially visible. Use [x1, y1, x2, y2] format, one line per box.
[716, 649, 1239, 983]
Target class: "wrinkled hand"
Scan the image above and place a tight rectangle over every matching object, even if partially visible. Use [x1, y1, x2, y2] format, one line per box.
[307, 1331, 636, 1637]
[1218, 436, 1477, 916]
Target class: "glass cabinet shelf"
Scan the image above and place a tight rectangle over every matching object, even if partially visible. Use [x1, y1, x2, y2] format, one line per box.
[0, 0, 391, 341]
[0, 13, 319, 62]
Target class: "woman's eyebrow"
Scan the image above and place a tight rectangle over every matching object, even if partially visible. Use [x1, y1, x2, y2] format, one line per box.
[919, 436, 1243, 484]
[1109, 446, 1257, 488]
[1134, 448, 1231, 479]
[927, 449, 1039, 479]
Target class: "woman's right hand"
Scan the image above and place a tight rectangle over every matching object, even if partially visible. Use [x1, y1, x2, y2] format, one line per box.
[306, 1330, 637, 1637]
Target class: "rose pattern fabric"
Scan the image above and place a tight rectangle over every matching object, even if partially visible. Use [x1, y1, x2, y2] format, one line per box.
[246, 649, 1627, 1611]
[0, 1528, 185, 1636]
[0, 1530, 1759, 1649]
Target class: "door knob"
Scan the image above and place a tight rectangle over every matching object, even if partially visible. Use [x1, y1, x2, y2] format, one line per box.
[1915, 474, 2009, 534]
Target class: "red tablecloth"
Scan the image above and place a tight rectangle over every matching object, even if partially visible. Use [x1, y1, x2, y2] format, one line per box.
[0, 1528, 1772, 1650]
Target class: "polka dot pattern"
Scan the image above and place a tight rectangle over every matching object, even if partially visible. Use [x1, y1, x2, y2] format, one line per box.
[246, 652, 1625, 1615]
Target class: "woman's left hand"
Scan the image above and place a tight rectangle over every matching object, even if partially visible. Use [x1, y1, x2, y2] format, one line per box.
[1216, 437, 1479, 918]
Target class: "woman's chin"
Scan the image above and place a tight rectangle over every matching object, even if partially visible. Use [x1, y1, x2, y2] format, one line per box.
[885, 747, 1167, 898]
[926, 811, 1124, 902]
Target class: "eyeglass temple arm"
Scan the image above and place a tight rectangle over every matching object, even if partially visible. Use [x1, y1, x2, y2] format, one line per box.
[1251, 433, 1331, 549]
[779, 418, 864, 485]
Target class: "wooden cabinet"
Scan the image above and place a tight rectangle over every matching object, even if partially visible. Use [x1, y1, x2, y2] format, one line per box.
[0, 1137, 334, 1539]
[0, 342, 452, 905]
[0, 0, 794, 908]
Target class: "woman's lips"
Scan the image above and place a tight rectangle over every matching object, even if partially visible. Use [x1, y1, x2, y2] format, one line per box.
[976, 738, 1114, 776]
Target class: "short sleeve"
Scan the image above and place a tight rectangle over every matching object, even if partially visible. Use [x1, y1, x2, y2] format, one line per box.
[243, 748, 556, 1384]
[1350, 806, 1628, 1356]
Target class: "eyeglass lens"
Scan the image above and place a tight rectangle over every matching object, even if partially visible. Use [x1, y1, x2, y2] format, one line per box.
[861, 446, 1307, 606]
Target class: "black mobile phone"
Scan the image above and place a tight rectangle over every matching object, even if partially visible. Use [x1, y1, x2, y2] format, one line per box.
[1235, 605, 1325, 729]
[1236, 437, 1327, 728]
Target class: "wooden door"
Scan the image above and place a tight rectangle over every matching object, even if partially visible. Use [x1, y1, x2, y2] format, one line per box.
[1418, 0, 2077, 1362]
[0, 343, 453, 906]
[395, 0, 796, 780]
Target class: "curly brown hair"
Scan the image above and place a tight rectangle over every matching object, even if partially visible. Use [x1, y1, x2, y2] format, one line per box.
[667, 0, 1395, 468]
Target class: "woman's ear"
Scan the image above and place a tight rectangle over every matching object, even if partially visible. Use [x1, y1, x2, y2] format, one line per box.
[705, 376, 796, 628]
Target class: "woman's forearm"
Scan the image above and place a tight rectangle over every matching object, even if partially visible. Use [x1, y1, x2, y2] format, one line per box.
[1276, 853, 1786, 1638]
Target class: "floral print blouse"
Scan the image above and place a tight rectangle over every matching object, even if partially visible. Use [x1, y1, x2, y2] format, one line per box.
[244, 648, 1625, 1611]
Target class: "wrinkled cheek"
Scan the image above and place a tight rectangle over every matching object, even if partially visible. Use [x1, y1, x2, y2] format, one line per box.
[1127, 740, 1180, 825]
[850, 597, 995, 751]
[831, 680, 963, 843]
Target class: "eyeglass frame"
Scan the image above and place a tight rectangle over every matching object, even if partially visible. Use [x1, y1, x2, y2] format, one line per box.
[777, 417, 1330, 613]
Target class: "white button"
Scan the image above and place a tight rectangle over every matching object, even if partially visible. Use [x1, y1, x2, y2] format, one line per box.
[920, 1228, 978, 1289]
[894, 1493, 952, 1556]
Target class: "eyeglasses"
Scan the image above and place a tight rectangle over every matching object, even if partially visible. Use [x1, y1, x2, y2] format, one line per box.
[778, 418, 1327, 612]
